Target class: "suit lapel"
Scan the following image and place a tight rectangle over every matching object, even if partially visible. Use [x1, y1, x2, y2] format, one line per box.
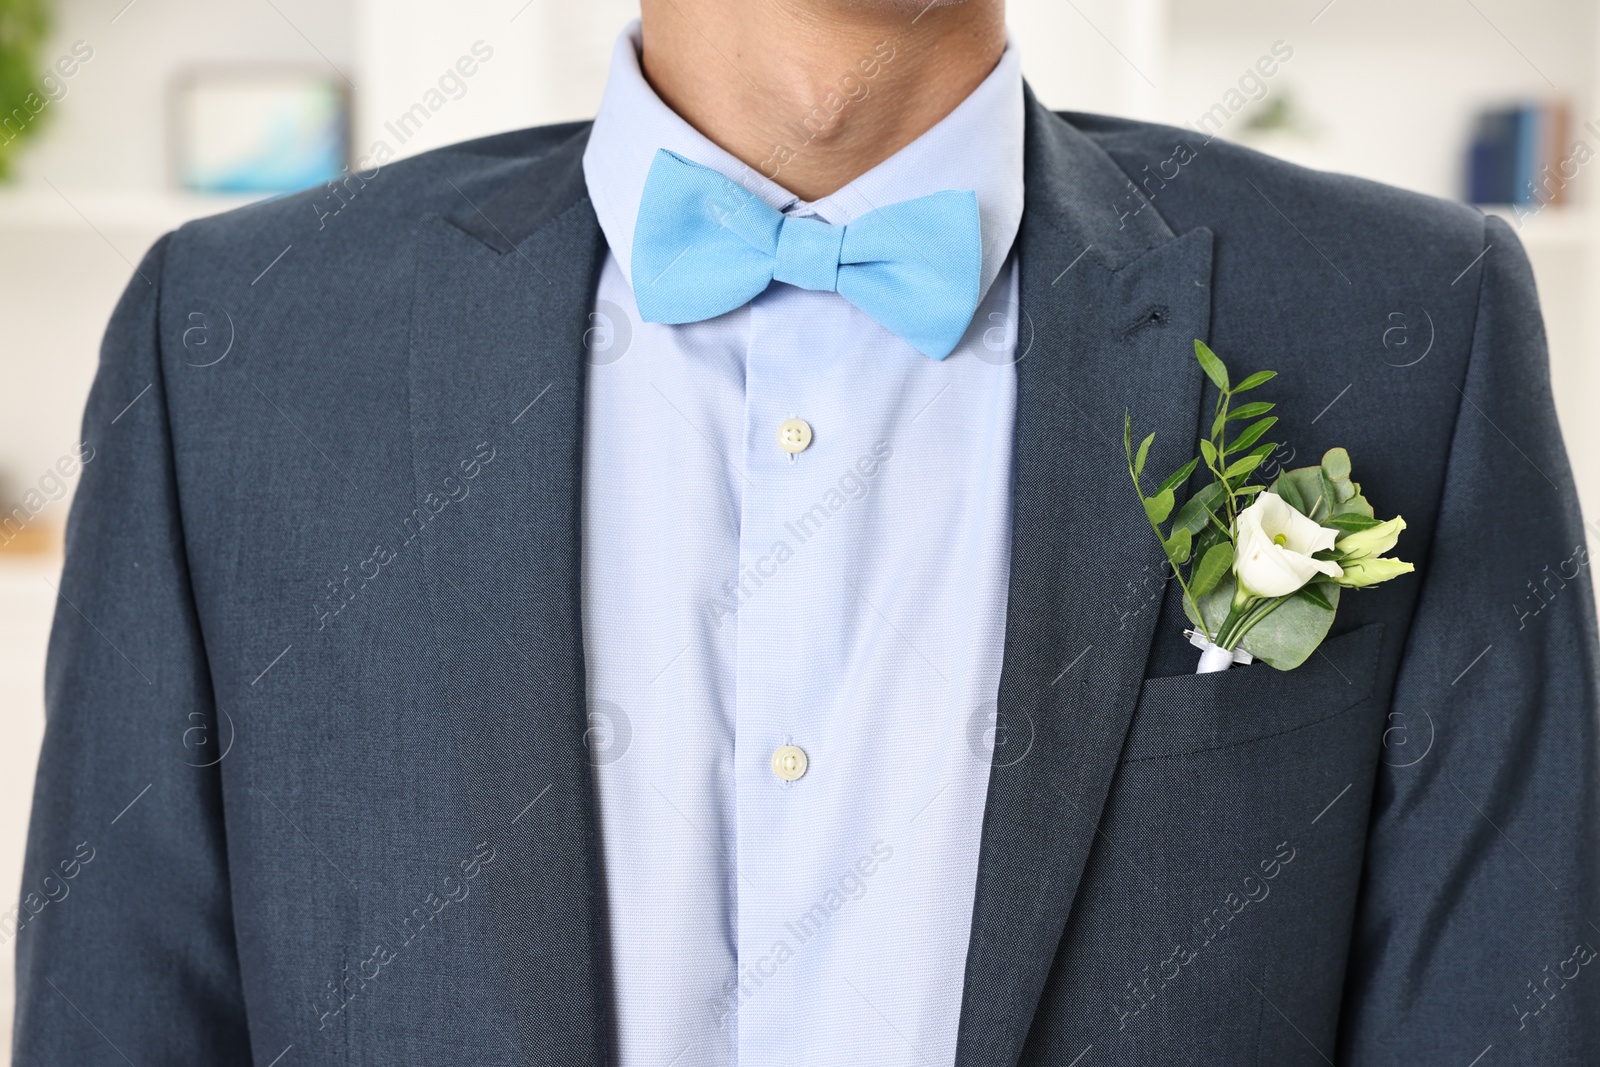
[954, 90, 1214, 1067]
[407, 125, 612, 1066]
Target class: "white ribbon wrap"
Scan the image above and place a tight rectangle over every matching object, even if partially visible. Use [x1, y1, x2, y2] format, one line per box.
[1185, 629, 1255, 674]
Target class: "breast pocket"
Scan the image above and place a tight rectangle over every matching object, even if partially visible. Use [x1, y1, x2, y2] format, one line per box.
[1120, 622, 1386, 762]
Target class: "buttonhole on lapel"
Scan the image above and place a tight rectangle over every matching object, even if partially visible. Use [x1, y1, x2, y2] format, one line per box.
[1119, 304, 1171, 342]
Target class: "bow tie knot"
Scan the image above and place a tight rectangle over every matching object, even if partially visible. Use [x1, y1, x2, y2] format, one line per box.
[630, 149, 983, 360]
[773, 216, 844, 293]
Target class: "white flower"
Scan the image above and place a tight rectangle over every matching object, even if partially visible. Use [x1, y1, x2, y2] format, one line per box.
[1233, 491, 1343, 599]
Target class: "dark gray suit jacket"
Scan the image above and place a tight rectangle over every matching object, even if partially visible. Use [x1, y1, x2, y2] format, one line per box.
[14, 86, 1600, 1065]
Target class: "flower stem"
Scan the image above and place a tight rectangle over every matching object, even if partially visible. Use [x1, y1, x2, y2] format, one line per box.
[1214, 585, 1253, 649]
[1231, 595, 1290, 646]
[1218, 592, 1290, 651]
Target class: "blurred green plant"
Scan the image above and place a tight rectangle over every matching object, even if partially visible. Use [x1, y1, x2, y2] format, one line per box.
[0, 0, 53, 181]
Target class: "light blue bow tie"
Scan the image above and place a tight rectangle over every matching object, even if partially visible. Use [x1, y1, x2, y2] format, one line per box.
[630, 149, 982, 361]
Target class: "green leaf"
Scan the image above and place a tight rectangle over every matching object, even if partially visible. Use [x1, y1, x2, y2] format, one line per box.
[1227, 416, 1277, 454]
[1272, 469, 1308, 513]
[1192, 522, 1225, 565]
[1144, 487, 1175, 525]
[1173, 481, 1226, 536]
[1273, 465, 1345, 522]
[1296, 583, 1335, 611]
[1323, 513, 1385, 533]
[1190, 542, 1234, 599]
[1156, 456, 1200, 495]
[1134, 432, 1155, 479]
[1199, 438, 1219, 468]
[1227, 401, 1274, 421]
[1165, 527, 1193, 565]
[1233, 370, 1277, 392]
[1224, 453, 1265, 480]
[1316, 469, 1340, 521]
[1194, 340, 1230, 391]
[1123, 412, 1134, 464]
[1235, 484, 1265, 497]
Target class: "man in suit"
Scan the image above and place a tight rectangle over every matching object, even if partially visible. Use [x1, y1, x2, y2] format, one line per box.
[14, 0, 1598, 1063]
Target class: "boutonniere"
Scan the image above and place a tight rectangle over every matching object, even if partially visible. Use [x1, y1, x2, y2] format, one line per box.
[1124, 341, 1415, 674]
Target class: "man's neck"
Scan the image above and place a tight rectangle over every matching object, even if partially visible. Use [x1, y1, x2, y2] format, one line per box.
[637, 0, 1006, 201]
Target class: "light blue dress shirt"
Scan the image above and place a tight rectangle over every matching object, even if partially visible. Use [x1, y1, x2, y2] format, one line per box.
[580, 21, 1024, 1066]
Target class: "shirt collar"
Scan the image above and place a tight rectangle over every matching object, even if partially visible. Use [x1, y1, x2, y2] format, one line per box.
[582, 19, 1025, 308]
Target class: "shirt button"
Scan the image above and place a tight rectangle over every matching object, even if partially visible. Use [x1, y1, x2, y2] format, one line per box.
[777, 417, 813, 455]
[772, 744, 808, 781]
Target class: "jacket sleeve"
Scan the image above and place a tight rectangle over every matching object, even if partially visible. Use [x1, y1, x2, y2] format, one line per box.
[1338, 215, 1600, 1064]
[11, 234, 251, 1064]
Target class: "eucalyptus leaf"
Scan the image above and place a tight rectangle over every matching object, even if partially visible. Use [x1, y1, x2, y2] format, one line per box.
[1321, 447, 1352, 483]
[1317, 448, 1361, 507]
[1274, 463, 1371, 523]
[1194, 340, 1230, 391]
[1240, 584, 1339, 670]
[1332, 490, 1374, 519]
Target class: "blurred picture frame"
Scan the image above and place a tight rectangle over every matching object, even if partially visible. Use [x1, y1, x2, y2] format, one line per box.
[170, 65, 350, 194]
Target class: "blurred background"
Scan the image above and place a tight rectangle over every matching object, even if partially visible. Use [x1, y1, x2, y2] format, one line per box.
[0, 0, 1596, 1053]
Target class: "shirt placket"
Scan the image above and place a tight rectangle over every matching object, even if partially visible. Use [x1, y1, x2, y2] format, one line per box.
[731, 274, 856, 1060]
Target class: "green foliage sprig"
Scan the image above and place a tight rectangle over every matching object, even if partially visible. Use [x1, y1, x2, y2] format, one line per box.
[1124, 341, 1279, 645]
[1126, 340, 1412, 671]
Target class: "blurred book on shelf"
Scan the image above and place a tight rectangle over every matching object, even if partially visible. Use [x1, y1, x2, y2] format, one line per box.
[1465, 98, 1586, 209]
